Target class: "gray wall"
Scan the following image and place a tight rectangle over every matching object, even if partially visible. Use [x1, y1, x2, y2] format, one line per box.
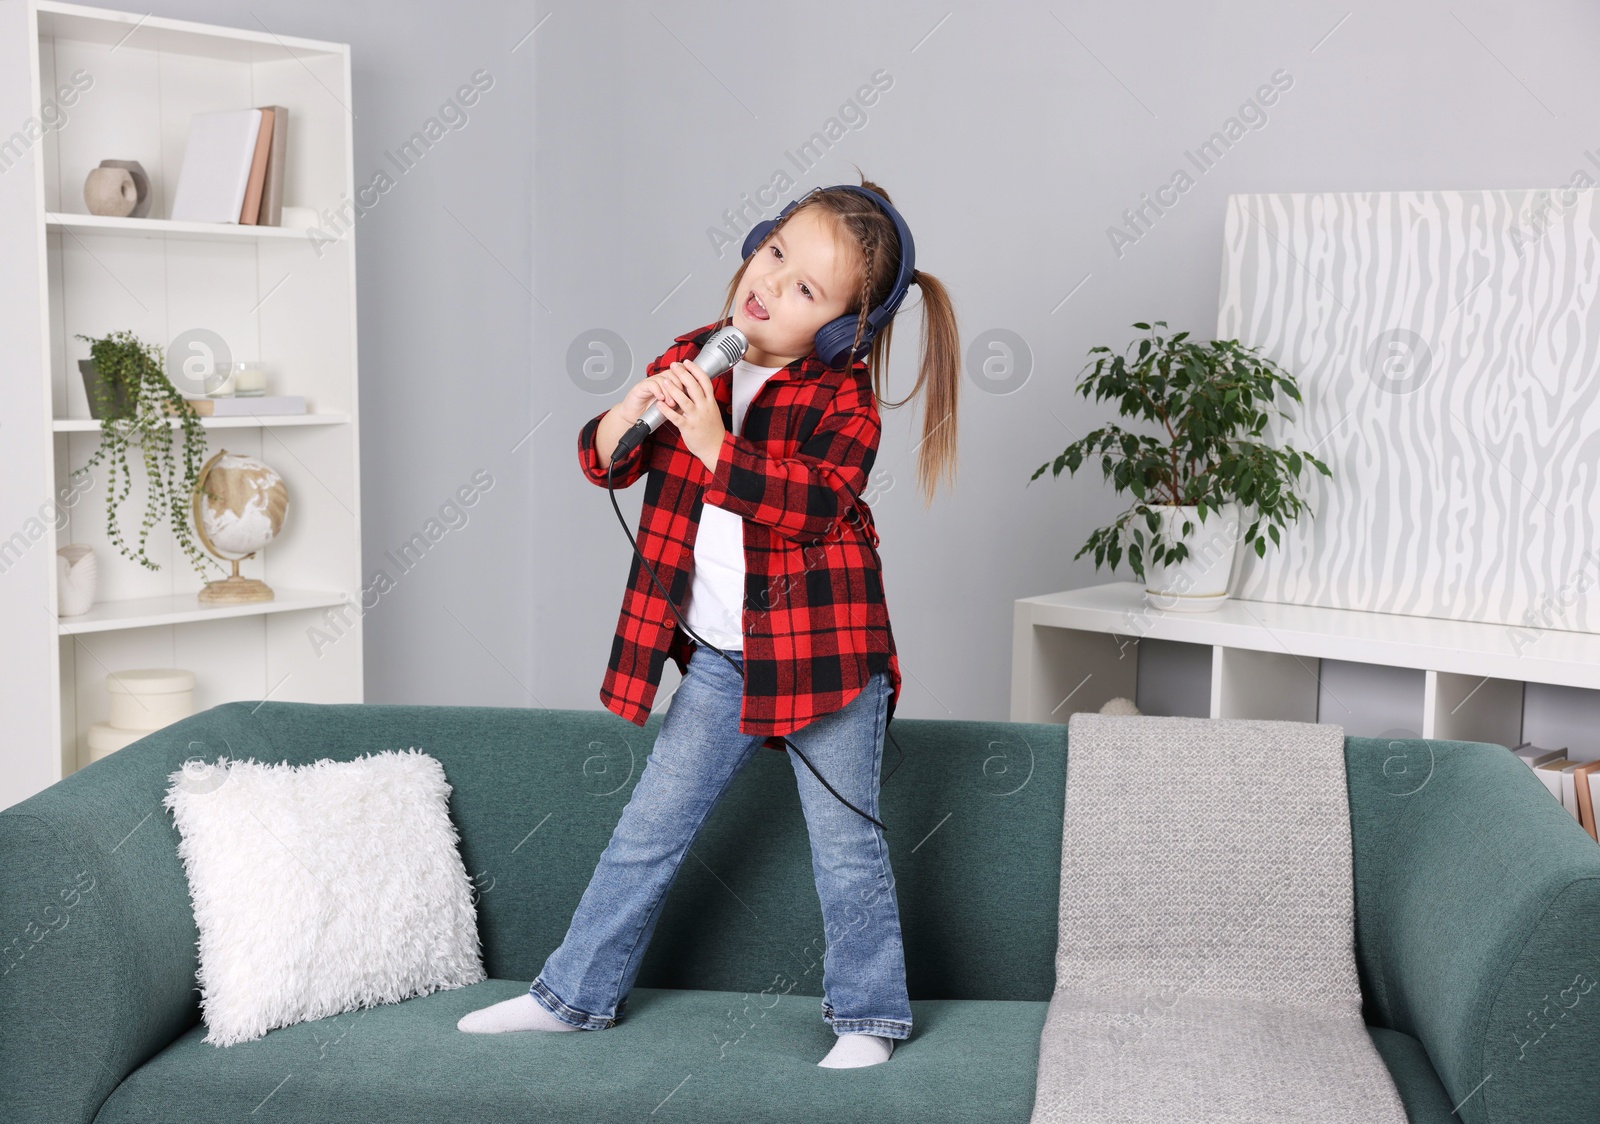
[118, 1, 1600, 738]
[123, 0, 538, 708]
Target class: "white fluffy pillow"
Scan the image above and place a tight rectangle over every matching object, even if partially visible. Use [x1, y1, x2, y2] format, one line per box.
[163, 748, 486, 1046]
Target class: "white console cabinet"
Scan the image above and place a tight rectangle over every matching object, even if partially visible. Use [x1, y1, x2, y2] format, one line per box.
[1013, 583, 1600, 753]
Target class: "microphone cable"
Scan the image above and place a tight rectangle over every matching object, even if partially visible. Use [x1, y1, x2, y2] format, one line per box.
[605, 446, 904, 833]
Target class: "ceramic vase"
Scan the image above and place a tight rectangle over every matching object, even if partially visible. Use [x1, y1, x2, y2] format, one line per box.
[56, 543, 97, 616]
[84, 165, 137, 217]
[97, 160, 151, 217]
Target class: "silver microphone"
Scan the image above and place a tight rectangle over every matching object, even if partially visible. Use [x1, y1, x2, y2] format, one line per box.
[613, 325, 748, 458]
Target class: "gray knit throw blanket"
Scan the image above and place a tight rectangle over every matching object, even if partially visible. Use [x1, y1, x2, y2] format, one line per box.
[1029, 714, 1408, 1124]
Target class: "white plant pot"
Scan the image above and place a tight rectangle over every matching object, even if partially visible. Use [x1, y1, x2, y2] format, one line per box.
[1140, 502, 1243, 613]
[56, 543, 97, 616]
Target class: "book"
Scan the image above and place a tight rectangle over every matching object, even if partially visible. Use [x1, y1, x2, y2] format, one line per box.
[1572, 760, 1600, 842]
[170, 109, 264, 223]
[1589, 772, 1600, 843]
[172, 396, 306, 417]
[254, 105, 288, 226]
[1511, 742, 1568, 769]
[1535, 758, 1571, 802]
[1559, 762, 1588, 821]
[237, 107, 275, 225]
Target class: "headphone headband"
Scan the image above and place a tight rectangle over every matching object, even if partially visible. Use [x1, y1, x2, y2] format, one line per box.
[738, 184, 917, 369]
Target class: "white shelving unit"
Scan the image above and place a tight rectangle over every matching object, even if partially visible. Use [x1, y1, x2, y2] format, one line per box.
[1013, 583, 1600, 751]
[0, 1, 364, 809]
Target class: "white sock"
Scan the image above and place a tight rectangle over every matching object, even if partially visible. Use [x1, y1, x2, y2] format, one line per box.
[457, 992, 583, 1033]
[818, 1032, 895, 1068]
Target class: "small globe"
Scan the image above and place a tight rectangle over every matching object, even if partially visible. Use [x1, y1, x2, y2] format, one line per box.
[192, 450, 288, 562]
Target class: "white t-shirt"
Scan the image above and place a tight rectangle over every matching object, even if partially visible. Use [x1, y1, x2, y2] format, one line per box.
[681, 358, 785, 650]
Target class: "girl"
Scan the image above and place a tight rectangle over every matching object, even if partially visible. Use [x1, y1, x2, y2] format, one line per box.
[459, 177, 960, 1069]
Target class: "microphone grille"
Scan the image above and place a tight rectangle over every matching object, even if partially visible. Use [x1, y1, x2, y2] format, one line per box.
[713, 327, 748, 368]
[691, 325, 750, 379]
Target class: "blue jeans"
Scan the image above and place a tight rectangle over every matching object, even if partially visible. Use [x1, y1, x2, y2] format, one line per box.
[529, 644, 912, 1040]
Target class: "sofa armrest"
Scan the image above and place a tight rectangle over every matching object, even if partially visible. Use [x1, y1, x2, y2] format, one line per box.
[0, 707, 269, 1122]
[1347, 736, 1600, 1124]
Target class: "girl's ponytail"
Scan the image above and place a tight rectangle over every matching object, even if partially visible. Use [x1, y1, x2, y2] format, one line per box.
[902, 267, 959, 505]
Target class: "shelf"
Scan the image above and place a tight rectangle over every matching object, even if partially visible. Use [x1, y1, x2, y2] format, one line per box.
[53, 413, 350, 432]
[58, 588, 354, 636]
[1014, 583, 1600, 749]
[36, 2, 344, 62]
[1018, 583, 1600, 692]
[46, 212, 308, 242]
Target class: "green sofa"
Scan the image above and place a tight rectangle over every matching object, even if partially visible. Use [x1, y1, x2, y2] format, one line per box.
[3, 702, 1598, 1122]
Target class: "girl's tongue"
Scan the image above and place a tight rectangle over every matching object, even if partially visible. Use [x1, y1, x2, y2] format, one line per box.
[744, 292, 769, 321]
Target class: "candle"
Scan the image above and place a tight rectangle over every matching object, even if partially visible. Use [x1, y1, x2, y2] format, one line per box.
[206, 363, 238, 397]
[234, 364, 267, 397]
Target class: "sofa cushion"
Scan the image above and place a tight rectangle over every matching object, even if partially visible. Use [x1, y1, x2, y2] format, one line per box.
[90, 982, 1457, 1124]
[91, 981, 1050, 1123]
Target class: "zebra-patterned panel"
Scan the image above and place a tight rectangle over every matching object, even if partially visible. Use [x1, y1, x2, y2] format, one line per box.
[1217, 189, 1600, 635]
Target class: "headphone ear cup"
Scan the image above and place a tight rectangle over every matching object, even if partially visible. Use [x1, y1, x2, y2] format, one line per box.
[814, 314, 868, 370]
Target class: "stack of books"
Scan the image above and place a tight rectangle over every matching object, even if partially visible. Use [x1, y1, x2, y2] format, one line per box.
[169, 106, 289, 225]
[1516, 743, 1600, 841]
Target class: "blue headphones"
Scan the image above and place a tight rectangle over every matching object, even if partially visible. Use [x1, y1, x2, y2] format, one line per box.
[739, 184, 917, 370]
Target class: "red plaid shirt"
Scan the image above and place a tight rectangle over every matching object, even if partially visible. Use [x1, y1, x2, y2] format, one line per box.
[577, 318, 901, 750]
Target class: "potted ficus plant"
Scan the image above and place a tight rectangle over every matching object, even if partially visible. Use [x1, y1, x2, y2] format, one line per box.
[1031, 320, 1331, 611]
[73, 329, 223, 577]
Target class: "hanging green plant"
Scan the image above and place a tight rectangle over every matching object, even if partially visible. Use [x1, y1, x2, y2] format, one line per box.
[71, 329, 224, 577]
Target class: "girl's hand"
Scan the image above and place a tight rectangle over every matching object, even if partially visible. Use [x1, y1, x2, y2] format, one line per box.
[655, 360, 727, 472]
[618, 376, 671, 426]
